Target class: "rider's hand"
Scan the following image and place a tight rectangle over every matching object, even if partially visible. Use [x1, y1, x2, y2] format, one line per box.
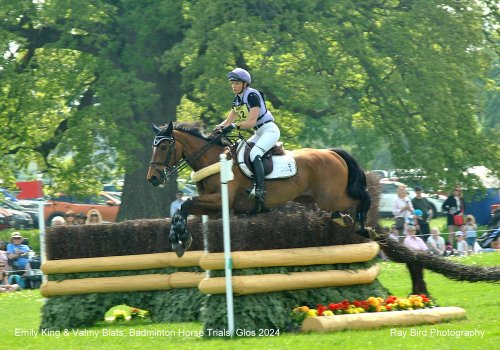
[221, 124, 235, 134]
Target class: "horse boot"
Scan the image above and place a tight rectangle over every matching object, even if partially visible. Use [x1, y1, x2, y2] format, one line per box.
[249, 156, 269, 214]
[170, 209, 188, 257]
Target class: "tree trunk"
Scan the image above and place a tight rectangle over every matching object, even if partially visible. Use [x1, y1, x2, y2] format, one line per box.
[117, 70, 183, 221]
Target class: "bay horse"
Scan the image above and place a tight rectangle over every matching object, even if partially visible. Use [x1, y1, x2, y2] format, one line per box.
[147, 122, 371, 257]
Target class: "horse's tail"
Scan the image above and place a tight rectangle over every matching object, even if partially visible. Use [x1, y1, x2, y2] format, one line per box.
[331, 148, 371, 234]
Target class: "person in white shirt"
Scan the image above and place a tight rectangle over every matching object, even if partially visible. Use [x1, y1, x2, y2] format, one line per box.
[170, 191, 185, 218]
[403, 225, 428, 252]
[427, 227, 445, 255]
[392, 185, 414, 237]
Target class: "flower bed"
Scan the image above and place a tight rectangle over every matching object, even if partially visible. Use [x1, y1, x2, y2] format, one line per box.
[292, 295, 436, 326]
[292, 295, 466, 333]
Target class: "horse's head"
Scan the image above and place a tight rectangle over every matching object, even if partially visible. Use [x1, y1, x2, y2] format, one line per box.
[147, 121, 182, 186]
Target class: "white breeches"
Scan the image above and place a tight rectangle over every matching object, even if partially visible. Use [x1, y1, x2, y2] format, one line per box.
[248, 122, 280, 161]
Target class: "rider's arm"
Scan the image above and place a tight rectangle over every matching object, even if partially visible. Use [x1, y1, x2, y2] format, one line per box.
[216, 110, 238, 129]
[238, 107, 259, 129]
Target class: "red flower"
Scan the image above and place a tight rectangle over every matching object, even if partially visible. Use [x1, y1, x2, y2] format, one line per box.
[317, 304, 327, 316]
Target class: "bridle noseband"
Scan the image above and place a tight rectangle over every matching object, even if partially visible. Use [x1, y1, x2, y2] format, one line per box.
[149, 135, 178, 182]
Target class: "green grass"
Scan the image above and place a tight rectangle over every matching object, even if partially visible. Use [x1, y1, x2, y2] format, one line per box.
[1, 253, 498, 350]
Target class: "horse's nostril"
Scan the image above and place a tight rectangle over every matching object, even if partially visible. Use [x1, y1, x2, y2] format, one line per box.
[149, 176, 159, 186]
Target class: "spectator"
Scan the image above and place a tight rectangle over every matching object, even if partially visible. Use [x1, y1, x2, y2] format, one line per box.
[403, 225, 428, 252]
[455, 231, 468, 256]
[464, 214, 477, 255]
[442, 186, 465, 247]
[427, 227, 445, 255]
[0, 262, 20, 292]
[392, 185, 414, 237]
[6, 232, 32, 275]
[86, 209, 103, 224]
[51, 216, 66, 226]
[411, 186, 432, 241]
[388, 225, 400, 241]
[170, 191, 185, 218]
[65, 210, 77, 225]
[76, 212, 87, 225]
[0, 241, 8, 268]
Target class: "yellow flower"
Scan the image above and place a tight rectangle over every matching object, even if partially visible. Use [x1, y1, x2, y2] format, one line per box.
[323, 310, 334, 316]
[307, 309, 318, 317]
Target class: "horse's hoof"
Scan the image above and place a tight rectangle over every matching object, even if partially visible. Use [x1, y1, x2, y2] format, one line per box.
[172, 242, 185, 258]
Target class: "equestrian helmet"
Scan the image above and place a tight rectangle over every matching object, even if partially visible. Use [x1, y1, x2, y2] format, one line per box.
[227, 68, 251, 84]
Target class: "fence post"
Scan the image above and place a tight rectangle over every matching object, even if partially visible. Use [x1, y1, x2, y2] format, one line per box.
[220, 153, 235, 337]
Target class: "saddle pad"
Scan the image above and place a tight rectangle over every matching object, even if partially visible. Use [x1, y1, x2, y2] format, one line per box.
[236, 140, 297, 179]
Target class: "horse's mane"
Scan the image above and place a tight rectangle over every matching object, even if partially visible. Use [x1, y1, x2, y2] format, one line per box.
[164, 122, 228, 147]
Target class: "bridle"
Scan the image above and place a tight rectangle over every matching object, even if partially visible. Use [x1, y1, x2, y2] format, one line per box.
[149, 135, 178, 182]
[149, 131, 229, 183]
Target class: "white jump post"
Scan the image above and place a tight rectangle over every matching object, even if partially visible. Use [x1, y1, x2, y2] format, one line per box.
[220, 153, 235, 337]
[37, 201, 48, 283]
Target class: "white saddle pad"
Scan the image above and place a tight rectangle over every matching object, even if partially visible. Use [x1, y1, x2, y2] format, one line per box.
[236, 140, 297, 179]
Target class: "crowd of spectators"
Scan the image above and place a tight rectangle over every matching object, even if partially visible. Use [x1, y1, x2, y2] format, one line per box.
[51, 209, 103, 226]
[390, 185, 500, 257]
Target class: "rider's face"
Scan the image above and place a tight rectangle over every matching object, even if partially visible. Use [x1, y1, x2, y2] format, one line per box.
[231, 80, 245, 94]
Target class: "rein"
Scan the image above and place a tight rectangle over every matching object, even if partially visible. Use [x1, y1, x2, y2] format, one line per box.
[150, 131, 229, 181]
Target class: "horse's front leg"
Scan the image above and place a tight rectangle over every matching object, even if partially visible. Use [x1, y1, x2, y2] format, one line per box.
[169, 192, 234, 257]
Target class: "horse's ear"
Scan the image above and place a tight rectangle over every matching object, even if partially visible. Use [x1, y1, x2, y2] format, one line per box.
[152, 124, 161, 134]
[166, 121, 173, 136]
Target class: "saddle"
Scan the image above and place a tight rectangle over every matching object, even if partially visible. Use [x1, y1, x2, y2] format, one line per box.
[229, 142, 285, 176]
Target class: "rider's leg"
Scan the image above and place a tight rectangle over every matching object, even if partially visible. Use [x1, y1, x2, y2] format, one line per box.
[248, 123, 280, 207]
[251, 155, 266, 204]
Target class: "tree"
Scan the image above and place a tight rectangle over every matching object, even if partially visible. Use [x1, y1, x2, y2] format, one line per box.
[165, 0, 499, 191]
[1, 0, 498, 223]
[0, 0, 185, 219]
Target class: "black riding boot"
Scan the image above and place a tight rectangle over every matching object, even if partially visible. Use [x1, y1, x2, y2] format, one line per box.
[249, 156, 268, 213]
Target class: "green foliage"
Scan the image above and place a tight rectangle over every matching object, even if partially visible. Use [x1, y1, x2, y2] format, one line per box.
[202, 261, 388, 336]
[1, 0, 499, 216]
[41, 288, 205, 330]
[40, 266, 206, 329]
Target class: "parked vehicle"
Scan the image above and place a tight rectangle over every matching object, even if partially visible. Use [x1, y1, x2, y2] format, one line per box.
[369, 170, 389, 179]
[0, 208, 14, 230]
[378, 179, 446, 218]
[44, 191, 121, 226]
[0, 206, 33, 229]
[1, 199, 39, 228]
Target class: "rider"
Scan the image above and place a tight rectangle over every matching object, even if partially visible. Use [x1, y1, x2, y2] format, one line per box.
[215, 67, 280, 210]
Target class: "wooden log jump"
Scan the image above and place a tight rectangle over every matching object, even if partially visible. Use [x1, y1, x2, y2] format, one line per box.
[40, 272, 205, 297]
[199, 242, 379, 270]
[198, 264, 381, 295]
[41, 251, 204, 274]
[301, 307, 467, 332]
